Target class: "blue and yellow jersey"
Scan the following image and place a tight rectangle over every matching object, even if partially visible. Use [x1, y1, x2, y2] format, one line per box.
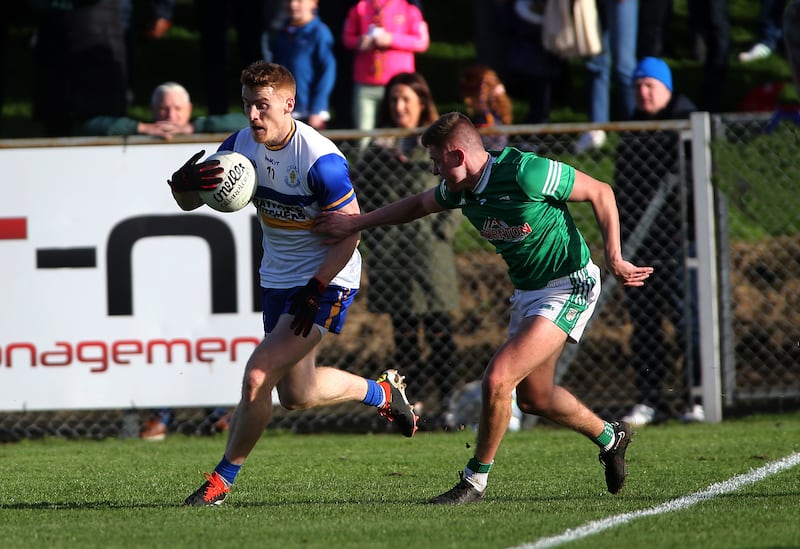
[220, 120, 361, 289]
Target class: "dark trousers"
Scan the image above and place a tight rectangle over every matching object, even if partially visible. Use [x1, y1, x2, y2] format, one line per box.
[637, 0, 673, 58]
[33, 0, 128, 136]
[392, 311, 459, 409]
[193, 0, 269, 114]
[758, 0, 788, 50]
[688, 0, 730, 112]
[625, 250, 699, 410]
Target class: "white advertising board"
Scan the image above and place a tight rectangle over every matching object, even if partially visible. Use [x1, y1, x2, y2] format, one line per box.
[0, 140, 262, 411]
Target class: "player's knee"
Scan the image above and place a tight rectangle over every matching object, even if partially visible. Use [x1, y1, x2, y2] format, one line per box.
[277, 391, 311, 411]
[481, 373, 516, 404]
[241, 369, 273, 403]
[516, 392, 553, 416]
[279, 399, 310, 411]
[516, 397, 544, 415]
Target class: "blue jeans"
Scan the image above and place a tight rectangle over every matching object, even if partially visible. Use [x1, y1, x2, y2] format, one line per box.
[585, 0, 638, 122]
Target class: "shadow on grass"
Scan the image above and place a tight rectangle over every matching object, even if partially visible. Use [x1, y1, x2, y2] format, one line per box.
[0, 500, 180, 510]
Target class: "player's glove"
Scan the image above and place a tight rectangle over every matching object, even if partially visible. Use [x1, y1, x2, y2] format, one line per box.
[168, 150, 224, 192]
[289, 277, 327, 337]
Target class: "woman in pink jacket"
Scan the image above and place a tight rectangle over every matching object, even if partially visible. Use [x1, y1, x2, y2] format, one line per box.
[342, 0, 430, 133]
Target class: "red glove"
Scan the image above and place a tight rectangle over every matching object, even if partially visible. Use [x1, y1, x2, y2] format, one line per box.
[168, 150, 224, 192]
[289, 278, 327, 337]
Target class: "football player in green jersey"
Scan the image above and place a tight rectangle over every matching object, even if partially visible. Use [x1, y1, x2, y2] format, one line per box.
[314, 112, 653, 503]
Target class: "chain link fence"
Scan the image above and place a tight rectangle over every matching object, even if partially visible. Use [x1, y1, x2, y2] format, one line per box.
[1, 114, 798, 441]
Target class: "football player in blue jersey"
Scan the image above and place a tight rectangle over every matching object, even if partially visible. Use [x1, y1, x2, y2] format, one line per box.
[167, 61, 419, 506]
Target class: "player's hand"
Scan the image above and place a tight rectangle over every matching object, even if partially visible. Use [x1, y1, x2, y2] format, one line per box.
[289, 277, 327, 337]
[607, 258, 654, 287]
[312, 211, 359, 244]
[373, 32, 392, 48]
[168, 150, 224, 192]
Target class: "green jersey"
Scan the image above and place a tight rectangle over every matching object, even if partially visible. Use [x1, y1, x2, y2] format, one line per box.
[433, 147, 591, 290]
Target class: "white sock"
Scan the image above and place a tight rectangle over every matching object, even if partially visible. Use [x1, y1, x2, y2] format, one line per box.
[463, 467, 488, 491]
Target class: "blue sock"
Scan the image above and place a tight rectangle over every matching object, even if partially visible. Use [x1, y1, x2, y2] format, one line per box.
[361, 379, 386, 407]
[214, 455, 242, 485]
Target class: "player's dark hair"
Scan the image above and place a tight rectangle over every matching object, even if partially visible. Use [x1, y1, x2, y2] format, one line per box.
[421, 112, 482, 150]
[240, 61, 297, 97]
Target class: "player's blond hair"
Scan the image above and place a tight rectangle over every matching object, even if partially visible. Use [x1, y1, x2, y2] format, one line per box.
[240, 61, 297, 97]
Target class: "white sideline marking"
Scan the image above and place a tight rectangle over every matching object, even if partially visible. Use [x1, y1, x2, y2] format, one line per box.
[509, 452, 800, 549]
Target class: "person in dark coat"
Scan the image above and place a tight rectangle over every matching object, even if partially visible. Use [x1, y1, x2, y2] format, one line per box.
[614, 57, 703, 427]
[353, 72, 461, 422]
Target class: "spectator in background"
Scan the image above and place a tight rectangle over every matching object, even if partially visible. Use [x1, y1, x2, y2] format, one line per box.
[342, 0, 430, 134]
[0, 5, 23, 114]
[121, 0, 174, 104]
[193, 0, 269, 114]
[353, 72, 461, 425]
[786, 0, 800, 95]
[574, 0, 638, 154]
[261, 1, 289, 62]
[472, 0, 513, 79]
[764, 0, 800, 129]
[271, 0, 336, 130]
[31, 0, 129, 136]
[83, 80, 248, 441]
[459, 64, 513, 150]
[739, 0, 788, 63]
[637, 0, 673, 58]
[318, 0, 359, 128]
[140, 407, 231, 441]
[503, 0, 565, 125]
[613, 57, 703, 427]
[688, 0, 729, 112]
[83, 81, 247, 138]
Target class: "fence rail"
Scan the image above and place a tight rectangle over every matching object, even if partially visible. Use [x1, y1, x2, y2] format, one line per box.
[1, 113, 798, 441]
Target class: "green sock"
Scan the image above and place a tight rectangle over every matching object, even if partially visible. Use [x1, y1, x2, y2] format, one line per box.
[466, 457, 493, 474]
[595, 422, 615, 449]
[464, 457, 492, 491]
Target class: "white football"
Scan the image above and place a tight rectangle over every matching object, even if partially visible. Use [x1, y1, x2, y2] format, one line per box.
[198, 151, 257, 212]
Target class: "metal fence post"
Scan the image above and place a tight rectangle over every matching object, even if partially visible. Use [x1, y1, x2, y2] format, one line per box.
[690, 111, 723, 423]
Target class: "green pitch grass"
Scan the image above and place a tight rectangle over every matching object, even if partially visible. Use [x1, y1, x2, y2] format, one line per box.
[3, 412, 799, 549]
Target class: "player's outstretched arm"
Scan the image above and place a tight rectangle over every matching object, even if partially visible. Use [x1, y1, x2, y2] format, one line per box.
[315, 197, 363, 284]
[313, 188, 442, 241]
[569, 170, 654, 287]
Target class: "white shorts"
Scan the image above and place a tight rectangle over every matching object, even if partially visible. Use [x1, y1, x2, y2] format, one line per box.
[508, 261, 601, 343]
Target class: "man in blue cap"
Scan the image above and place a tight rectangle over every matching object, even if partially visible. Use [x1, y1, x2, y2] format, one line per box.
[629, 57, 682, 116]
[615, 57, 704, 428]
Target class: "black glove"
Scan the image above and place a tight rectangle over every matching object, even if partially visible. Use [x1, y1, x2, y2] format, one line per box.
[167, 150, 224, 192]
[289, 277, 327, 337]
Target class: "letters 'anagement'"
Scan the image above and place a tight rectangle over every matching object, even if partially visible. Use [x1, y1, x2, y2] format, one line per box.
[0, 337, 261, 374]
